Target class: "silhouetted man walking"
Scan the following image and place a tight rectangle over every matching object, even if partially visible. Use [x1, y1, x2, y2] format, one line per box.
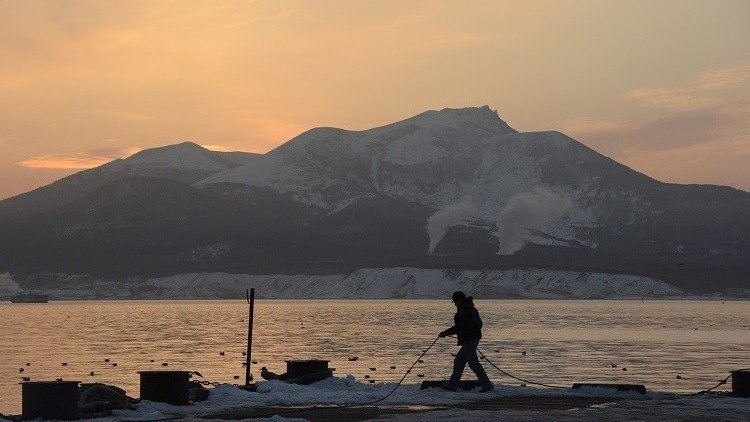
[439, 291, 494, 392]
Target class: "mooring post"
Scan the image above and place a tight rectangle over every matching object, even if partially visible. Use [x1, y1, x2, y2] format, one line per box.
[245, 288, 255, 386]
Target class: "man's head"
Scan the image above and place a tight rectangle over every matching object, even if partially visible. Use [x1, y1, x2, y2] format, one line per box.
[451, 291, 467, 305]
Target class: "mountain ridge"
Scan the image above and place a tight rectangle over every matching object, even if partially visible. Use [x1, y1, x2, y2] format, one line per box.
[1, 106, 748, 294]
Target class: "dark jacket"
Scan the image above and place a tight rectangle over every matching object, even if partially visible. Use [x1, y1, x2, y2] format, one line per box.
[442, 297, 483, 345]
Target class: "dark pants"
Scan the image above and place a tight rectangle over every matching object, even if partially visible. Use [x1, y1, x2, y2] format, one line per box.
[447, 338, 493, 389]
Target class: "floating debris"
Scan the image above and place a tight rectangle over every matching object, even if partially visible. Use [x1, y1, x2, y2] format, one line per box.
[417, 374, 425, 378]
[233, 375, 240, 380]
[494, 349, 500, 353]
[219, 352, 225, 356]
[104, 359, 110, 362]
[622, 368, 627, 371]
[89, 372, 95, 376]
[676, 375, 682, 379]
[521, 351, 526, 356]
[348, 357, 359, 361]
[25, 363, 30, 366]
[19, 368, 24, 373]
[112, 363, 117, 367]
[162, 363, 168, 367]
[252, 360, 258, 365]
[418, 359, 424, 363]
[150, 360, 155, 363]
[369, 368, 376, 371]
[390, 366, 396, 370]
[611, 364, 618, 368]
[62, 362, 68, 366]
[364, 375, 370, 379]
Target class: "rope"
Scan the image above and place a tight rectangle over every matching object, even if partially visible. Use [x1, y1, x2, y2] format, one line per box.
[683, 368, 748, 396]
[476, 347, 568, 389]
[245, 336, 442, 419]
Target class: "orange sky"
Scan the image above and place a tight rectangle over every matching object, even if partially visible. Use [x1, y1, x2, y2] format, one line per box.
[1, 0, 749, 199]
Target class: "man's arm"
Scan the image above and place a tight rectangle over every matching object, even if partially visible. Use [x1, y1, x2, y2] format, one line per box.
[439, 325, 458, 337]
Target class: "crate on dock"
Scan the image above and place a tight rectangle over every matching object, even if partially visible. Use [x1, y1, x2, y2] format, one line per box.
[138, 371, 191, 405]
[21, 380, 80, 421]
[732, 369, 750, 398]
[285, 360, 330, 379]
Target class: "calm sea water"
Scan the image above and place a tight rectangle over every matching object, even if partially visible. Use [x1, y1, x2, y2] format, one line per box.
[1, 300, 748, 414]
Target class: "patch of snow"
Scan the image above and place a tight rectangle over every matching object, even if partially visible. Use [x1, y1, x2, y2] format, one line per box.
[140, 268, 682, 300]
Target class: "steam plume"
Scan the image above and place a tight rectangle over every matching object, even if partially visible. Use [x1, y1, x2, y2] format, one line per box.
[496, 187, 571, 255]
[426, 196, 477, 254]
[0, 273, 21, 296]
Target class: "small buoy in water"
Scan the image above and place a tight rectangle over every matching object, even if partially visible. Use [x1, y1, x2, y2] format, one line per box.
[676, 375, 682, 379]
[62, 362, 68, 366]
[89, 371, 95, 376]
[622, 368, 627, 371]
[162, 363, 168, 367]
[112, 363, 117, 367]
[104, 359, 110, 362]
[390, 366, 396, 370]
[364, 375, 370, 379]
[233, 375, 240, 380]
[369, 368, 376, 371]
[219, 352, 225, 356]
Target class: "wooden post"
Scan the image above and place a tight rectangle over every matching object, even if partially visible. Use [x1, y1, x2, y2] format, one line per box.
[245, 288, 254, 386]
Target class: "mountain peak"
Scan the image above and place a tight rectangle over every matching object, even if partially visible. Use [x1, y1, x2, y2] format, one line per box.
[378, 105, 517, 135]
[124, 141, 226, 170]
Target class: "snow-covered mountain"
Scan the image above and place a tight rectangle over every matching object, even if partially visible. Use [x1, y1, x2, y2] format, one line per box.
[0, 142, 258, 215]
[0, 106, 748, 294]
[135, 268, 682, 300]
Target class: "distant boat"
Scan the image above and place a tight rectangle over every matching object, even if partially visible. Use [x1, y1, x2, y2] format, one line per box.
[10, 292, 49, 303]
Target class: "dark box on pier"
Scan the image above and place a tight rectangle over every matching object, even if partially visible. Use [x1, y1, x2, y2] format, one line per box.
[138, 371, 191, 405]
[21, 380, 80, 421]
[732, 369, 750, 398]
[285, 360, 330, 379]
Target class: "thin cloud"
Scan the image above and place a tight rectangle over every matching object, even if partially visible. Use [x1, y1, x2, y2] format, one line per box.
[696, 61, 750, 89]
[18, 146, 141, 170]
[94, 109, 151, 122]
[627, 60, 750, 111]
[201, 144, 234, 152]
